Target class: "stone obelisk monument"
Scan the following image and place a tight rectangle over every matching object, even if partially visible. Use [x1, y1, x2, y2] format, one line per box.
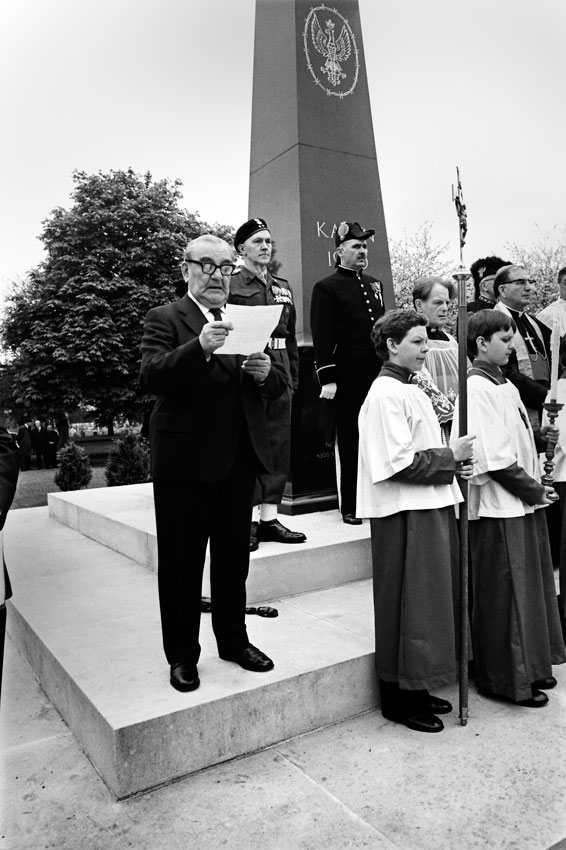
[249, 0, 395, 512]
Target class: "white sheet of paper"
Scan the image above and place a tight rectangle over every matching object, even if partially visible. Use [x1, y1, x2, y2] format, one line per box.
[215, 304, 284, 356]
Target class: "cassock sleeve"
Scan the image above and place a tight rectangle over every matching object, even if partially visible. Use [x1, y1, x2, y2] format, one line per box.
[391, 448, 456, 485]
[489, 463, 546, 504]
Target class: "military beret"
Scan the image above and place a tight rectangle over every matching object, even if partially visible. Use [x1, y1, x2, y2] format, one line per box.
[234, 218, 269, 251]
[335, 221, 375, 247]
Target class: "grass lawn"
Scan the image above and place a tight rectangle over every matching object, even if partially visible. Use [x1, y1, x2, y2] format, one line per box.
[11, 467, 108, 509]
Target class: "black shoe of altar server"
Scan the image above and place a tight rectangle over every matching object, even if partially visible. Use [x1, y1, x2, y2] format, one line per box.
[258, 519, 306, 544]
[343, 513, 362, 525]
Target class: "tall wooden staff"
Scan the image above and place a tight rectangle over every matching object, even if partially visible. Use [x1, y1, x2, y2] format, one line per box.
[452, 167, 471, 726]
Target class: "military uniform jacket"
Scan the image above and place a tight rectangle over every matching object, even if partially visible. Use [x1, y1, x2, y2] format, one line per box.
[229, 267, 299, 391]
[310, 266, 384, 386]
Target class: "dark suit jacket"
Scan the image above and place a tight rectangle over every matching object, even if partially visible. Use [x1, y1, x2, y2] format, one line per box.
[502, 312, 552, 415]
[0, 427, 20, 603]
[139, 295, 287, 482]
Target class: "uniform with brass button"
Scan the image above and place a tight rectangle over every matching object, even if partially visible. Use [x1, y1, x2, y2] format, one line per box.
[230, 217, 306, 551]
[310, 221, 385, 524]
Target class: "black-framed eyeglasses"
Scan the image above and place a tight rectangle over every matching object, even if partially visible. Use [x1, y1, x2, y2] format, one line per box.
[186, 259, 237, 277]
[505, 279, 536, 288]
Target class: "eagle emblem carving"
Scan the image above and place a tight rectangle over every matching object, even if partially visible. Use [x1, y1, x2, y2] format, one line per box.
[303, 6, 359, 98]
[311, 15, 351, 87]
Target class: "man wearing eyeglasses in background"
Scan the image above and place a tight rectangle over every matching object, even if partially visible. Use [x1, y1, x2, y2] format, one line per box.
[230, 217, 306, 552]
[494, 263, 551, 429]
[140, 234, 287, 692]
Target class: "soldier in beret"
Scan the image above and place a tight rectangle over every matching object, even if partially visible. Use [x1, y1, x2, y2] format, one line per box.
[230, 218, 306, 551]
[310, 222, 385, 524]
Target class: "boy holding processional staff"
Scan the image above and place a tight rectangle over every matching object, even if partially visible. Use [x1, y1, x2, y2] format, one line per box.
[357, 310, 475, 733]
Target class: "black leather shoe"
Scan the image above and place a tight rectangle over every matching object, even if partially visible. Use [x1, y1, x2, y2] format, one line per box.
[250, 521, 259, 552]
[219, 644, 274, 672]
[343, 513, 362, 525]
[382, 708, 444, 733]
[428, 695, 453, 715]
[170, 663, 200, 692]
[516, 688, 549, 708]
[258, 519, 306, 544]
[532, 676, 557, 690]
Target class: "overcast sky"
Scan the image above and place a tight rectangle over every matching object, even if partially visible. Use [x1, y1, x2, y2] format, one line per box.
[1, 0, 564, 295]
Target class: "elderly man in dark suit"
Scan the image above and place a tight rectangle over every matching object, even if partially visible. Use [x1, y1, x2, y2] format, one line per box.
[140, 234, 287, 692]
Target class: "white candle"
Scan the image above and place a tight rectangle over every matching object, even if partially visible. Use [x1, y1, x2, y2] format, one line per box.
[550, 319, 560, 401]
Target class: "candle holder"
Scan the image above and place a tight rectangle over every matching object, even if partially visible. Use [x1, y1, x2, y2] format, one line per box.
[541, 399, 564, 486]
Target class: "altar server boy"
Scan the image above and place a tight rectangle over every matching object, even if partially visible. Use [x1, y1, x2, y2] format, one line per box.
[357, 310, 475, 733]
[456, 309, 565, 707]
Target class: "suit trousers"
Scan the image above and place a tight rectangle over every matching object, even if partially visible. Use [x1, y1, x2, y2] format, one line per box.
[153, 432, 257, 666]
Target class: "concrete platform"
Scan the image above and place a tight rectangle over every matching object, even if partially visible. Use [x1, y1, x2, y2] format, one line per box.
[4, 501, 376, 798]
[2, 633, 566, 850]
[47, 484, 372, 601]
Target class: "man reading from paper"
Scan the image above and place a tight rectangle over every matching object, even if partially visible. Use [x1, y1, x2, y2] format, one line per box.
[140, 234, 287, 692]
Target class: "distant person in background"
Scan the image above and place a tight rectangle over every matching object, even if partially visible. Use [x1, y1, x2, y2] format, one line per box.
[16, 421, 32, 471]
[45, 425, 59, 468]
[0, 426, 20, 705]
[537, 266, 566, 336]
[467, 255, 510, 313]
[30, 420, 43, 469]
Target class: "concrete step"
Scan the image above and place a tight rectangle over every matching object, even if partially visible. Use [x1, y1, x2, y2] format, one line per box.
[5, 506, 376, 799]
[47, 484, 372, 603]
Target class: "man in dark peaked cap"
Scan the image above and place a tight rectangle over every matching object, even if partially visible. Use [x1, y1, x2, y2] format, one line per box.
[310, 221, 385, 524]
[230, 217, 306, 552]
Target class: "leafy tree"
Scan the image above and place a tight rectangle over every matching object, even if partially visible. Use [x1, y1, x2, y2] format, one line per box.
[389, 222, 454, 310]
[1, 168, 233, 432]
[504, 226, 566, 315]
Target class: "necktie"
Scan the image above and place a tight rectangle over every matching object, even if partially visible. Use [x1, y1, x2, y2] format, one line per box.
[210, 308, 223, 322]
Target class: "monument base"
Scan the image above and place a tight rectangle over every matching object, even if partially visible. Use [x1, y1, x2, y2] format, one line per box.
[5, 488, 374, 798]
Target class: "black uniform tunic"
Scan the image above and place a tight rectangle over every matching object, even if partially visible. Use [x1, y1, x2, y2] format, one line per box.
[310, 265, 384, 515]
[229, 266, 298, 504]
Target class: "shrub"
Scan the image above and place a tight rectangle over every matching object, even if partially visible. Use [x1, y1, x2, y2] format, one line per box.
[55, 442, 93, 491]
[104, 432, 150, 487]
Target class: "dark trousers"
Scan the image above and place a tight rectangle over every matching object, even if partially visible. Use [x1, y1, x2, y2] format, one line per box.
[336, 354, 380, 516]
[153, 434, 256, 666]
[254, 386, 292, 505]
